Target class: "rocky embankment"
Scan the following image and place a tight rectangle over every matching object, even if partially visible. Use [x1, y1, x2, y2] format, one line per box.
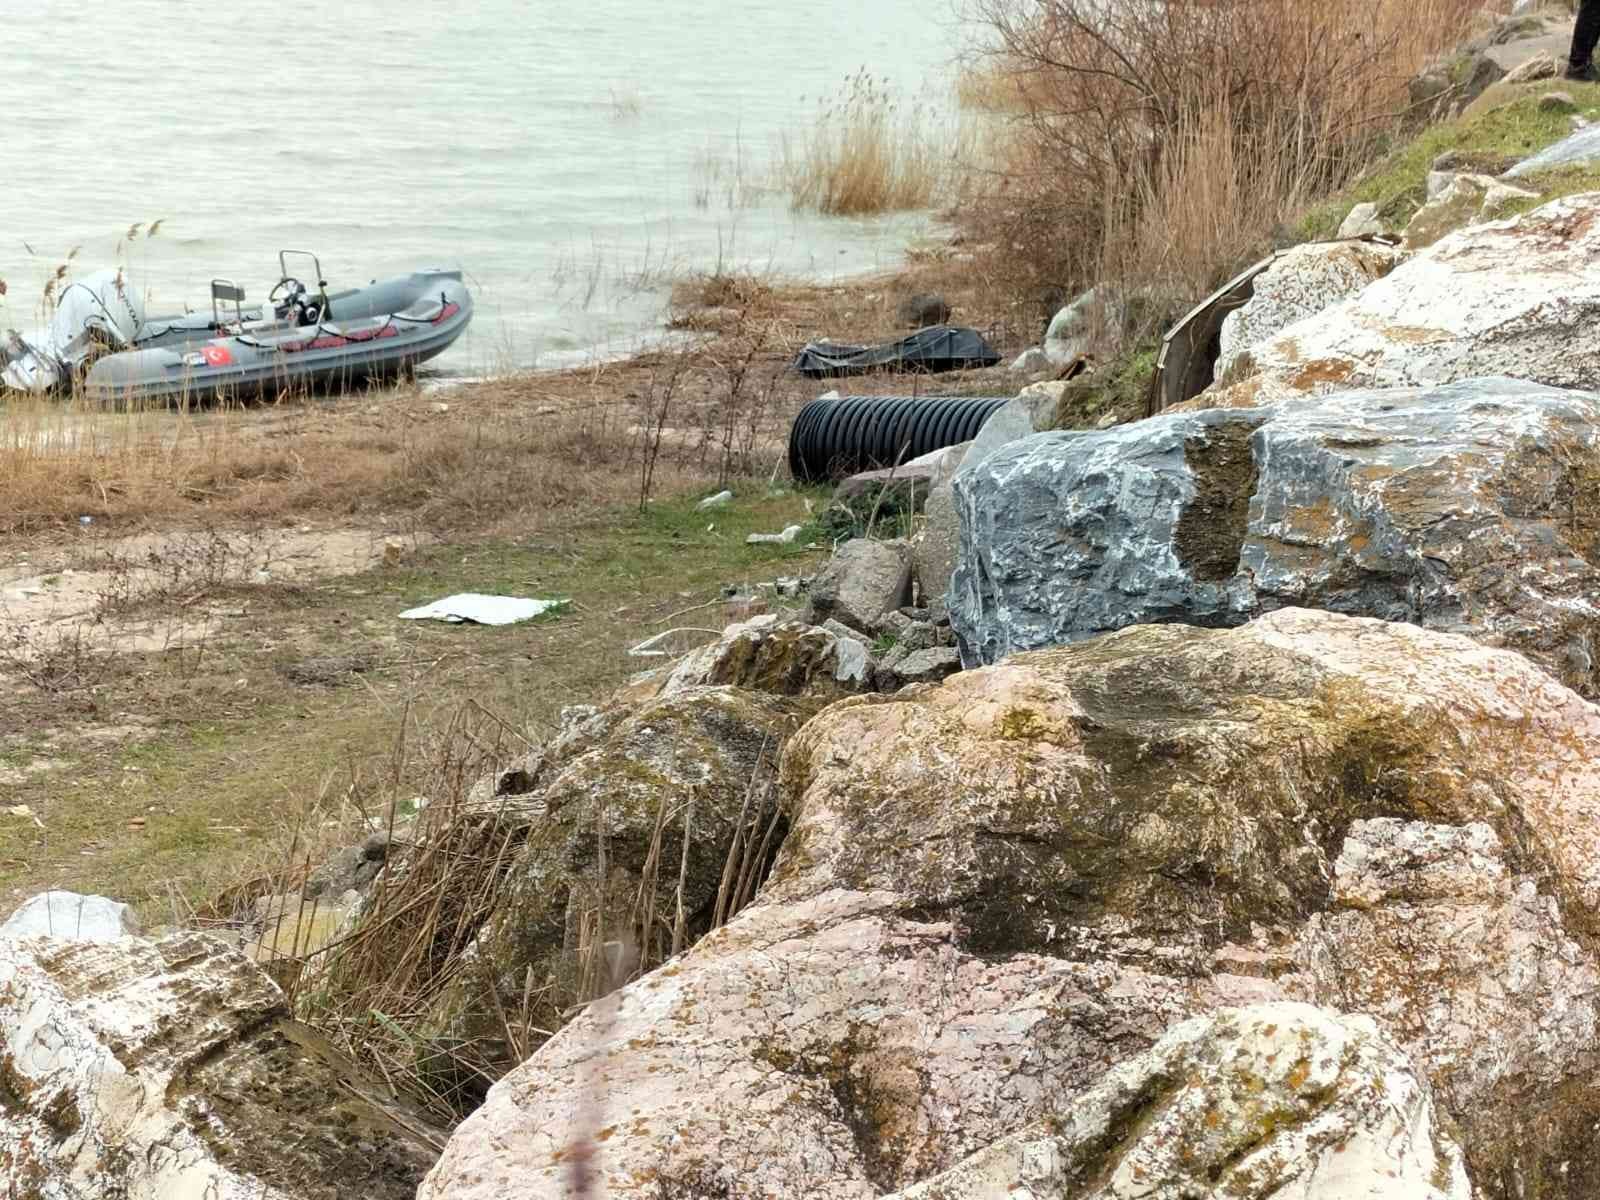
[13, 77, 1600, 1200]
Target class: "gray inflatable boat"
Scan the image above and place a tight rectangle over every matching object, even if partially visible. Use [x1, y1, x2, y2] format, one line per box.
[1, 251, 472, 405]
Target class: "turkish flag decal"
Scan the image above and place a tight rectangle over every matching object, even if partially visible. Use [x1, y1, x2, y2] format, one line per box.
[200, 343, 234, 367]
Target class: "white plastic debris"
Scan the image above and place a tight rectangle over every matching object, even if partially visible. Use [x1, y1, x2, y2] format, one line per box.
[696, 490, 734, 511]
[399, 594, 567, 626]
[746, 525, 804, 545]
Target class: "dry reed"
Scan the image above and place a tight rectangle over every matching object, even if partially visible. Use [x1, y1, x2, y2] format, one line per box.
[960, 0, 1513, 315]
[778, 70, 972, 216]
[290, 705, 786, 1117]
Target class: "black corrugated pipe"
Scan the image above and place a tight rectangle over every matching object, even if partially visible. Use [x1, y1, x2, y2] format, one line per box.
[787, 394, 1012, 483]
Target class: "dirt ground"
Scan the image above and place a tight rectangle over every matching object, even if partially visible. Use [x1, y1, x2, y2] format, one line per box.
[0, 248, 1042, 918]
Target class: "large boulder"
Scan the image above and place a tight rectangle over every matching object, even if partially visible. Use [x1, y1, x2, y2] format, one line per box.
[1298, 817, 1600, 1194]
[0, 931, 442, 1198]
[1215, 240, 1405, 384]
[887, 1003, 1470, 1200]
[951, 377, 1600, 698]
[419, 609, 1600, 1198]
[1201, 194, 1600, 410]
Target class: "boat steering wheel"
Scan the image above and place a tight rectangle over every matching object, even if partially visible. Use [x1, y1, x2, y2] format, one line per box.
[270, 276, 306, 307]
[270, 277, 320, 326]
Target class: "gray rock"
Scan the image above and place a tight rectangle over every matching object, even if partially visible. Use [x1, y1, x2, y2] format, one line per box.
[420, 685, 813, 1081]
[1409, 52, 1505, 120]
[874, 640, 912, 690]
[1338, 200, 1386, 238]
[893, 646, 960, 686]
[897, 292, 951, 328]
[1402, 173, 1538, 250]
[643, 614, 876, 699]
[875, 609, 937, 651]
[1043, 286, 1120, 366]
[305, 833, 391, 898]
[1, 891, 141, 942]
[1508, 124, 1600, 176]
[806, 537, 913, 631]
[1009, 347, 1051, 376]
[821, 615, 870, 641]
[913, 482, 960, 621]
[950, 377, 1600, 699]
[1540, 89, 1578, 113]
[962, 380, 1066, 472]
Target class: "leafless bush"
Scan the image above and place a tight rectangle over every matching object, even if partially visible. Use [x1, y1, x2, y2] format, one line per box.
[961, 0, 1496, 307]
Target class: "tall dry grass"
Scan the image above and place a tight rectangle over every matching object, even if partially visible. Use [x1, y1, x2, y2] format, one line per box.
[961, 0, 1513, 318]
[778, 70, 973, 215]
[0, 339, 803, 541]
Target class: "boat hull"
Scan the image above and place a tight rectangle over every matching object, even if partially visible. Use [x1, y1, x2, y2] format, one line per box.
[83, 269, 472, 406]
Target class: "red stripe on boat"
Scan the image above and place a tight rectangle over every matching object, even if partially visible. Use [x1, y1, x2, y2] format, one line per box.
[432, 302, 460, 324]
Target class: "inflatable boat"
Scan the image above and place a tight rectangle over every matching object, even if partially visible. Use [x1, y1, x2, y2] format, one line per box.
[0, 251, 472, 405]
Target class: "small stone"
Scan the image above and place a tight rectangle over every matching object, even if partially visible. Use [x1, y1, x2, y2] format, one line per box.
[1338, 201, 1385, 238]
[695, 490, 734, 511]
[1010, 347, 1051, 374]
[805, 538, 913, 631]
[1539, 90, 1578, 114]
[892, 646, 960, 686]
[875, 610, 937, 652]
[745, 525, 803, 545]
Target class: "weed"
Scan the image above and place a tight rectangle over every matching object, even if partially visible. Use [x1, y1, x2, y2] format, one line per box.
[778, 71, 972, 216]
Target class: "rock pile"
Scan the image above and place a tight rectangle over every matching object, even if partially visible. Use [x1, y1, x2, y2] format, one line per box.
[420, 608, 1600, 1198]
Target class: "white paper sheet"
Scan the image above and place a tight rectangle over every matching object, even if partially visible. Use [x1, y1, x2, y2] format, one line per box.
[398, 593, 567, 626]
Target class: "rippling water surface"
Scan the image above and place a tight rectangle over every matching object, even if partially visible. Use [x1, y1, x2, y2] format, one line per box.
[0, 1, 961, 375]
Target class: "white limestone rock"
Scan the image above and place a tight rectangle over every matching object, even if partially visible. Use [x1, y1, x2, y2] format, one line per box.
[0, 931, 441, 1199]
[1, 890, 141, 942]
[1215, 240, 1404, 383]
[886, 1003, 1471, 1200]
[1202, 193, 1600, 409]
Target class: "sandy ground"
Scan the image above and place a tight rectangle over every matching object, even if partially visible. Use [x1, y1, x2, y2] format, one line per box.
[0, 525, 436, 666]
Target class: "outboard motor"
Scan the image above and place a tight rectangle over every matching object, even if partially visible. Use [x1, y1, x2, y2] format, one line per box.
[1, 269, 144, 392]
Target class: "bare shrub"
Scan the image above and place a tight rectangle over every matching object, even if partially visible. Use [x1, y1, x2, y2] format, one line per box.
[961, 0, 1503, 308]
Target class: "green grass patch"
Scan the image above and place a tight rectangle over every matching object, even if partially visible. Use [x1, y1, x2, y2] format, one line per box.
[1296, 89, 1600, 241]
[1050, 337, 1161, 430]
[0, 487, 828, 917]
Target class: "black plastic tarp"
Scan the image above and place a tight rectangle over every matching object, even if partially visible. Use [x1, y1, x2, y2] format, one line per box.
[791, 324, 1001, 379]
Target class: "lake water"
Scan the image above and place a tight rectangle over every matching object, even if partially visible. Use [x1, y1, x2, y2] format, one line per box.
[0, 1, 964, 379]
